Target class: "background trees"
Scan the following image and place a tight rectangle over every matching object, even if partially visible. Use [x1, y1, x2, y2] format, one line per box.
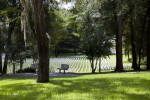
[0, 0, 150, 76]
[147, 0, 150, 70]
[0, 0, 21, 74]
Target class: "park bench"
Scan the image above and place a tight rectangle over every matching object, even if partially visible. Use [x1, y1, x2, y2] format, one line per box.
[57, 64, 69, 74]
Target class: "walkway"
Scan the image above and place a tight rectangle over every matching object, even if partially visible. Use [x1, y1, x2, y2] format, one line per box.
[1, 73, 77, 77]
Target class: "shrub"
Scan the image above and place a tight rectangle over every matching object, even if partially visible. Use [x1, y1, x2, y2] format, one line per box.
[49, 66, 55, 73]
[16, 67, 36, 73]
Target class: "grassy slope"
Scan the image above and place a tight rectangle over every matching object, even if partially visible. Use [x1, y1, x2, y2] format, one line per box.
[0, 73, 150, 100]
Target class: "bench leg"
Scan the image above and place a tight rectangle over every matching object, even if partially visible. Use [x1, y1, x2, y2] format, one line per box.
[64, 70, 65, 74]
[59, 69, 61, 73]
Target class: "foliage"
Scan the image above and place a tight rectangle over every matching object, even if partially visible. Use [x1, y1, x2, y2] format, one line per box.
[45, 2, 68, 54]
[7, 42, 25, 64]
[81, 12, 112, 59]
[16, 67, 36, 73]
[69, 0, 113, 73]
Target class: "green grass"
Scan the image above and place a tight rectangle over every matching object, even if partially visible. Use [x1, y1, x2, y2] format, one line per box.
[0, 72, 150, 100]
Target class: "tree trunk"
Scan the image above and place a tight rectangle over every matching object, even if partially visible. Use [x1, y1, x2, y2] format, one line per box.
[115, 0, 123, 72]
[128, 51, 130, 60]
[55, 48, 58, 57]
[3, 21, 16, 74]
[99, 57, 101, 73]
[74, 47, 76, 54]
[147, 1, 150, 70]
[91, 57, 95, 73]
[138, 11, 147, 69]
[130, 14, 139, 70]
[32, 0, 49, 83]
[13, 61, 15, 75]
[0, 42, 2, 73]
[20, 58, 23, 72]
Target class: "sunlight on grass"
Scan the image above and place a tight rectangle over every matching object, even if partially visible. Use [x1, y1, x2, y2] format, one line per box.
[0, 73, 150, 100]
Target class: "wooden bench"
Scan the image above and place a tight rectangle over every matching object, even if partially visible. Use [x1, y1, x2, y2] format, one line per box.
[57, 64, 69, 74]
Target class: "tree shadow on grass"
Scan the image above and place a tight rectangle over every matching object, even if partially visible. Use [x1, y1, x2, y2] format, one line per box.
[49, 77, 150, 100]
[0, 76, 150, 100]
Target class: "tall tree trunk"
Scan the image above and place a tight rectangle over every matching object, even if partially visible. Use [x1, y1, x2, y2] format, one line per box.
[91, 57, 95, 73]
[55, 48, 58, 57]
[128, 51, 130, 60]
[3, 21, 16, 74]
[99, 57, 101, 73]
[147, 1, 150, 70]
[32, 0, 50, 83]
[130, 14, 139, 70]
[20, 58, 23, 72]
[74, 47, 76, 54]
[115, 0, 123, 72]
[13, 61, 15, 75]
[138, 11, 148, 69]
[0, 42, 2, 73]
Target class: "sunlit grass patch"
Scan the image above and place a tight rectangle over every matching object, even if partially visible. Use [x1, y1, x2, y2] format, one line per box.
[0, 72, 150, 100]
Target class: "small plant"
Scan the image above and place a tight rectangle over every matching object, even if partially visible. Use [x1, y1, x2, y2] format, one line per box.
[49, 66, 55, 73]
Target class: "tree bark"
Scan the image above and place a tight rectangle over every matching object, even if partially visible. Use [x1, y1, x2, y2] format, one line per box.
[99, 57, 101, 73]
[130, 14, 139, 70]
[115, 0, 123, 72]
[147, 1, 150, 70]
[13, 61, 15, 75]
[20, 58, 23, 72]
[74, 47, 76, 54]
[90, 57, 95, 73]
[3, 21, 16, 74]
[128, 51, 130, 60]
[138, 11, 147, 69]
[0, 42, 2, 73]
[55, 48, 58, 57]
[32, 0, 49, 83]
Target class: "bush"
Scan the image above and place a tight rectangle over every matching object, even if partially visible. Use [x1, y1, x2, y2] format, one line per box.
[49, 66, 55, 73]
[16, 67, 36, 73]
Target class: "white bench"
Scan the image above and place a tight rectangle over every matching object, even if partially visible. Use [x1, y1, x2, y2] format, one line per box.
[57, 64, 69, 74]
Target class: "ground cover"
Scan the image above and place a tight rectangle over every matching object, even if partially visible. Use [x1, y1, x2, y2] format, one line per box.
[0, 72, 150, 100]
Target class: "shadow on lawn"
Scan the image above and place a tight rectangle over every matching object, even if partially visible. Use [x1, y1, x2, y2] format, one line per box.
[49, 77, 150, 100]
[0, 76, 150, 100]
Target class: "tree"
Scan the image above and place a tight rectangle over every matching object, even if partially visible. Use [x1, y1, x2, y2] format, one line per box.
[147, 0, 150, 70]
[3, 20, 17, 74]
[0, 29, 2, 73]
[20, 0, 50, 82]
[97, 0, 124, 71]
[32, 0, 50, 82]
[80, 10, 112, 73]
[0, 0, 20, 74]
[129, 6, 138, 70]
[115, 0, 123, 72]
[123, 0, 148, 70]
[46, 5, 68, 57]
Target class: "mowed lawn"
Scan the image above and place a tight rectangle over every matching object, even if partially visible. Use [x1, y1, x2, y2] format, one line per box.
[0, 73, 150, 100]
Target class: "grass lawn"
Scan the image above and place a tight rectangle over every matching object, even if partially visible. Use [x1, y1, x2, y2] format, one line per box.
[0, 72, 150, 100]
